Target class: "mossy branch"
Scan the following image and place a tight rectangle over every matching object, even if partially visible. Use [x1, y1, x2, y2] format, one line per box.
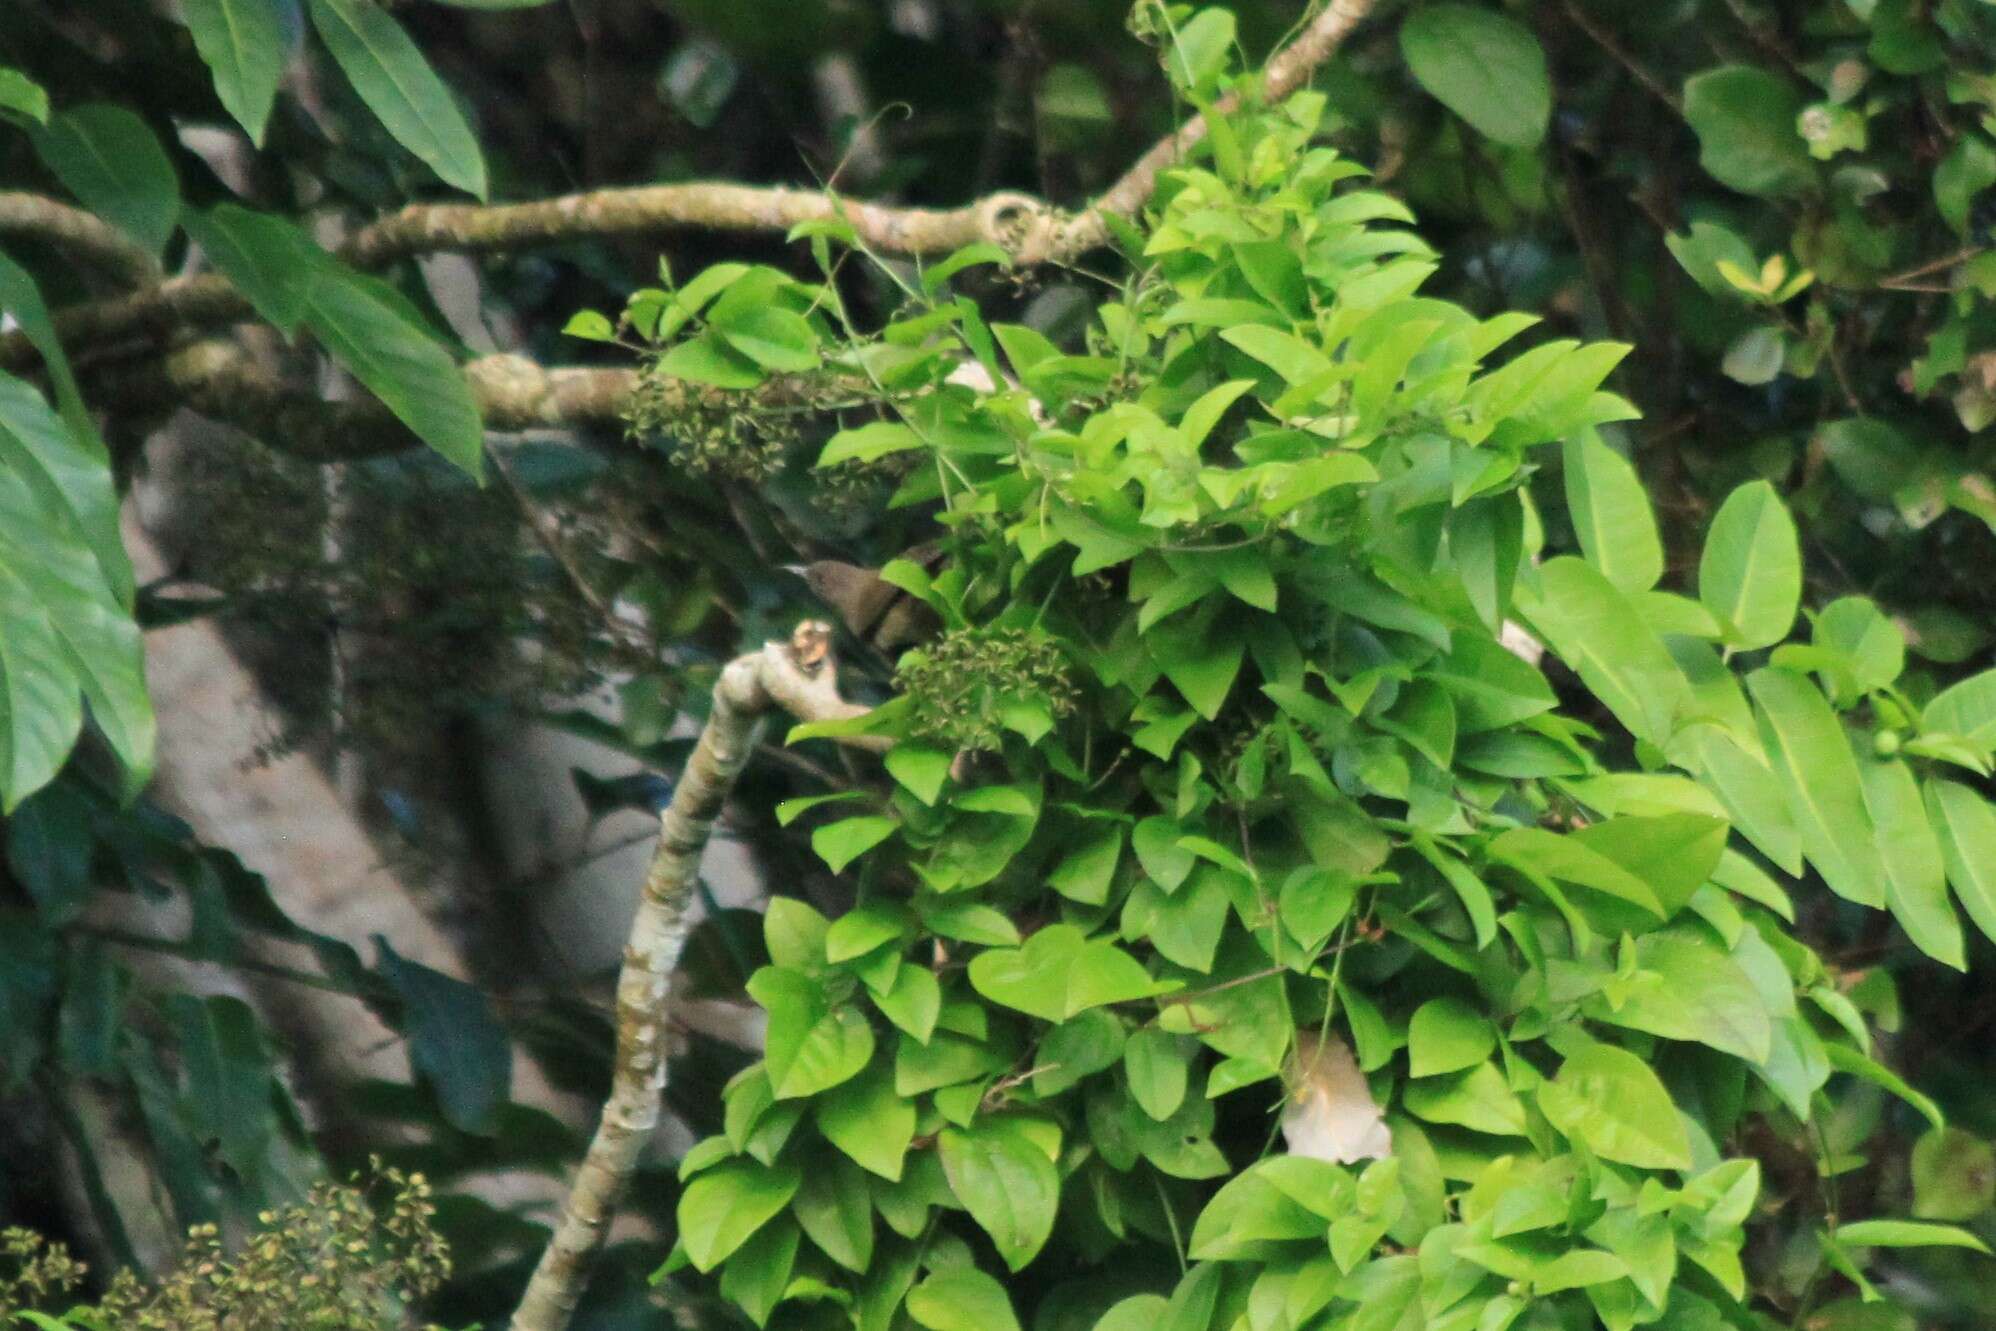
[0, 0, 1372, 378]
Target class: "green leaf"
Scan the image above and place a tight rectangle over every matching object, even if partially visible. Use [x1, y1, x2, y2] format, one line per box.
[905, 1267, 1020, 1331]
[299, 268, 484, 474]
[717, 305, 821, 372]
[0, 372, 154, 809]
[968, 925, 1154, 1021]
[1124, 1026, 1190, 1121]
[816, 1062, 915, 1182]
[812, 815, 897, 873]
[1518, 558, 1688, 746]
[1923, 668, 1996, 752]
[1407, 998, 1495, 1077]
[1569, 812, 1728, 918]
[1912, 1128, 1996, 1221]
[1539, 1042, 1691, 1169]
[938, 1118, 1060, 1271]
[1563, 433, 1661, 593]
[0, 69, 49, 126]
[1936, 135, 1996, 237]
[718, 1217, 797, 1327]
[1928, 778, 1996, 946]
[1164, 7, 1236, 96]
[376, 939, 511, 1134]
[168, 994, 278, 1181]
[1749, 669, 1885, 907]
[1682, 66, 1815, 197]
[562, 309, 617, 342]
[306, 0, 489, 197]
[870, 963, 940, 1044]
[182, 205, 327, 335]
[1487, 826, 1665, 918]
[1861, 758, 1963, 970]
[884, 745, 951, 805]
[1146, 602, 1244, 720]
[30, 104, 179, 255]
[678, 1158, 800, 1272]
[1835, 1220, 1991, 1254]
[751, 967, 876, 1099]
[7, 780, 94, 925]
[1400, 4, 1551, 148]
[1587, 927, 1772, 1063]
[792, 1156, 874, 1271]
[182, 0, 287, 143]
[0, 254, 128, 605]
[1700, 481, 1800, 650]
[1403, 1061, 1528, 1136]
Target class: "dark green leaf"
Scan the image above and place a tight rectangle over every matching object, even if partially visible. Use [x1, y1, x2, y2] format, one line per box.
[307, 0, 489, 197]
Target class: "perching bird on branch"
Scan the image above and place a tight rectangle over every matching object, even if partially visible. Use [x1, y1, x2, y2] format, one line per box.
[787, 542, 945, 656]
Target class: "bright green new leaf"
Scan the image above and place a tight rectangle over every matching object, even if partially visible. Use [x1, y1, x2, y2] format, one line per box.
[1749, 669, 1885, 907]
[1407, 998, 1495, 1077]
[677, 1159, 800, 1272]
[1835, 1220, 1991, 1254]
[1539, 1043, 1692, 1170]
[1700, 481, 1801, 650]
[938, 1118, 1059, 1271]
[1563, 432, 1662, 593]
[812, 815, 897, 873]
[905, 1267, 1020, 1331]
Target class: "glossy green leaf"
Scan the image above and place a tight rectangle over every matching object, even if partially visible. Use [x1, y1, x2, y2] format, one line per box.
[1518, 557, 1688, 746]
[1928, 778, 1996, 945]
[817, 1062, 915, 1181]
[1407, 998, 1495, 1077]
[1861, 758, 1963, 970]
[307, 0, 489, 197]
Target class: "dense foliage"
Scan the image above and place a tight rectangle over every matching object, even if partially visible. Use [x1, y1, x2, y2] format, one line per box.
[6, 2, 1996, 1331]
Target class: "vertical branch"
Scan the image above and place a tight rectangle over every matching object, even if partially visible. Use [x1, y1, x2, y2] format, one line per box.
[508, 623, 879, 1331]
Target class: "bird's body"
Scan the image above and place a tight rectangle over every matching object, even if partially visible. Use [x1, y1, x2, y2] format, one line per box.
[793, 542, 945, 655]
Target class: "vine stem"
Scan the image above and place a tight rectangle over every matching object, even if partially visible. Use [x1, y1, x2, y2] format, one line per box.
[507, 621, 884, 1331]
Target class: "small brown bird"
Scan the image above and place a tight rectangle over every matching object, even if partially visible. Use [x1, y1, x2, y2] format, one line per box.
[788, 543, 945, 656]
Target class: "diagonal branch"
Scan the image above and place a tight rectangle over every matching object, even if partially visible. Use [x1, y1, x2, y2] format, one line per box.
[0, 0, 1375, 374]
[0, 190, 161, 288]
[507, 622, 882, 1331]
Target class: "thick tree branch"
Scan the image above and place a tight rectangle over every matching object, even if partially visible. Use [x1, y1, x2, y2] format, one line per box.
[90, 342, 843, 461]
[0, 0, 1373, 375]
[508, 622, 881, 1331]
[0, 190, 161, 288]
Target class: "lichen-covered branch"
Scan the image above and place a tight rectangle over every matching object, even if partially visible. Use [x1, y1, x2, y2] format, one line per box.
[0, 190, 161, 288]
[508, 623, 880, 1331]
[89, 341, 843, 461]
[0, 0, 1373, 375]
